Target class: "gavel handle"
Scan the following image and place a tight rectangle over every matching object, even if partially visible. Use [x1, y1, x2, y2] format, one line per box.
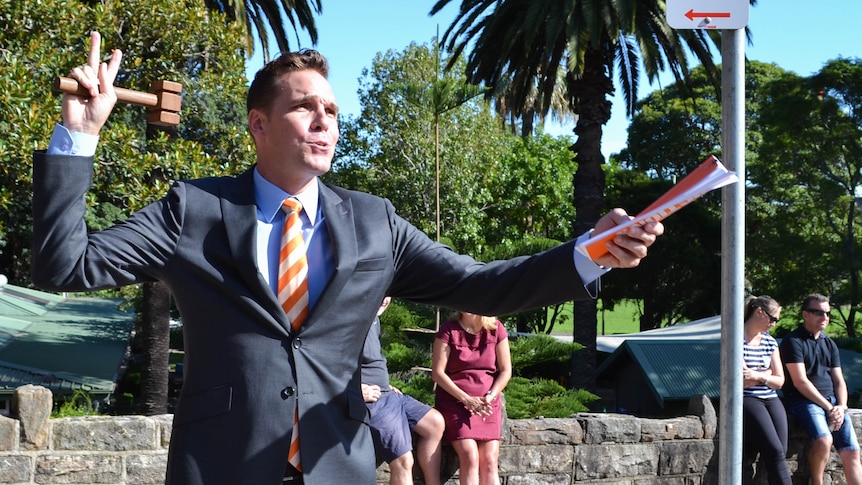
[54, 76, 158, 108]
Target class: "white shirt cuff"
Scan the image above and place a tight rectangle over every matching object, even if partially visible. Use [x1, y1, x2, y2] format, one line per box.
[47, 124, 98, 156]
[574, 231, 611, 296]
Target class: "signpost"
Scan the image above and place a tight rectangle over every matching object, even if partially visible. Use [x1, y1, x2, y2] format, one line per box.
[667, 2, 749, 484]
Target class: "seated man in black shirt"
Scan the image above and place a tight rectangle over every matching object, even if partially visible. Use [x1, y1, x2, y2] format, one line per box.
[780, 293, 862, 485]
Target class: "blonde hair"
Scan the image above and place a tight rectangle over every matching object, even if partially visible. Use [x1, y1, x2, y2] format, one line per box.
[453, 311, 498, 331]
[744, 295, 781, 321]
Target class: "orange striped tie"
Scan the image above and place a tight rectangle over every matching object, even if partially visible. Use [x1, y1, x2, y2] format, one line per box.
[278, 197, 308, 471]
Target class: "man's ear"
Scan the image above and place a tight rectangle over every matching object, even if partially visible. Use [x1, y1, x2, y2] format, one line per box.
[248, 109, 266, 139]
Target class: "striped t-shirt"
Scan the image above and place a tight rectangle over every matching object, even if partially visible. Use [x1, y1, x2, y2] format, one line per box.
[743, 332, 779, 399]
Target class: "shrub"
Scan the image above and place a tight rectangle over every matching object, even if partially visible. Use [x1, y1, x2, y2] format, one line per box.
[503, 377, 598, 419]
[52, 390, 98, 418]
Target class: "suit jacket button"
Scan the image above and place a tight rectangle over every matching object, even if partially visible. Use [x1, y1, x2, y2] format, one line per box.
[292, 338, 302, 349]
[281, 387, 295, 399]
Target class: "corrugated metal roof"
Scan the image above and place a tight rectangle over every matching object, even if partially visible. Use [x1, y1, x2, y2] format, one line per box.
[626, 339, 722, 401]
[598, 339, 721, 405]
[0, 284, 64, 316]
[0, 281, 133, 398]
[598, 338, 862, 406]
[0, 360, 115, 397]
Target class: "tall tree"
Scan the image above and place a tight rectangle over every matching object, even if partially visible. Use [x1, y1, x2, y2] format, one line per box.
[430, 0, 738, 390]
[612, 61, 787, 329]
[753, 58, 862, 336]
[330, 42, 512, 255]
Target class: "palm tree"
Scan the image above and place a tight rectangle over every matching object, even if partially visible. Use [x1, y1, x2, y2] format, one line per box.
[493, 67, 572, 137]
[204, 0, 322, 60]
[430, 0, 747, 391]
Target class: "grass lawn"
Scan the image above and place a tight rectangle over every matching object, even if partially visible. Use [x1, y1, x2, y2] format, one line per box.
[548, 299, 642, 336]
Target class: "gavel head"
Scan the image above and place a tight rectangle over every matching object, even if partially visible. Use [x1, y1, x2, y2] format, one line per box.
[148, 80, 182, 127]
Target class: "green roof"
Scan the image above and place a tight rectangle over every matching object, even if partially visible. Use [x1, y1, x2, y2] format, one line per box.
[597, 338, 862, 406]
[0, 282, 133, 398]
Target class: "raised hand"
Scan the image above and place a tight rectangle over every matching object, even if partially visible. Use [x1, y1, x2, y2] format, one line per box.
[61, 31, 123, 135]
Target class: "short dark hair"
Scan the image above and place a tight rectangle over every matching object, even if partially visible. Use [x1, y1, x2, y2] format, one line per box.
[802, 293, 829, 310]
[246, 49, 330, 114]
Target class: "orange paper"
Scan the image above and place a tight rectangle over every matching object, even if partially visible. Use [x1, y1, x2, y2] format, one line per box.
[575, 155, 739, 261]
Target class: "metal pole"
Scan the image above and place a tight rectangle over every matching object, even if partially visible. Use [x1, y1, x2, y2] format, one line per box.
[718, 28, 746, 485]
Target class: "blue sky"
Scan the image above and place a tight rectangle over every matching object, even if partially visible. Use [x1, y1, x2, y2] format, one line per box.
[247, 0, 861, 158]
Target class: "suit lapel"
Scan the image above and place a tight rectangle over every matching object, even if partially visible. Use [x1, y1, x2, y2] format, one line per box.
[222, 167, 291, 335]
[309, 183, 359, 319]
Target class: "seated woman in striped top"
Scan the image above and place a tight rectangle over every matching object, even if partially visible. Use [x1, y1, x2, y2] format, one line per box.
[742, 295, 790, 485]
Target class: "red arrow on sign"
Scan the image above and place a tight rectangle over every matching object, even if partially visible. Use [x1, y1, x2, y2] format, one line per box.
[685, 9, 731, 21]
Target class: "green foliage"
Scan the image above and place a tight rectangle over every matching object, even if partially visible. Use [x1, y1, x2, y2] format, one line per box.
[390, 373, 435, 407]
[615, 57, 862, 335]
[602, 161, 723, 328]
[383, 342, 430, 374]
[328, 41, 575, 256]
[509, 334, 582, 379]
[52, 390, 97, 418]
[503, 377, 598, 419]
[750, 58, 862, 336]
[0, 0, 255, 287]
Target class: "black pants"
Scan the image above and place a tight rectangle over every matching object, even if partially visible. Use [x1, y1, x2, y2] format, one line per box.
[743, 395, 791, 485]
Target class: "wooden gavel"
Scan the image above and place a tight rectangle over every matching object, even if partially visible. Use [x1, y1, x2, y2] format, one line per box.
[53, 77, 183, 127]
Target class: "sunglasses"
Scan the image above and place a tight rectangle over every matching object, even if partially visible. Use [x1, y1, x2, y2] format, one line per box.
[763, 310, 779, 324]
[804, 308, 832, 318]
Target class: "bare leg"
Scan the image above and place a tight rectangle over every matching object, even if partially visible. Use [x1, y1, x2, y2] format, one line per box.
[451, 439, 480, 485]
[414, 409, 445, 485]
[476, 440, 500, 485]
[839, 448, 862, 485]
[388, 452, 415, 485]
[808, 436, 832, 485]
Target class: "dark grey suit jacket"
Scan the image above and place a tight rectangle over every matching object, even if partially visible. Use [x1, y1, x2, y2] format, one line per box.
[31, 153, 590, 484]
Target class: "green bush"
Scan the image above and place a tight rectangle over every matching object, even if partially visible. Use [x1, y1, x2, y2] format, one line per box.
[510, 334, 582, 375]
[52, 390, 98, 418]
[383, 342, 430, 373]
[390, 372, 435, 407]
[503, 377, 598, 419]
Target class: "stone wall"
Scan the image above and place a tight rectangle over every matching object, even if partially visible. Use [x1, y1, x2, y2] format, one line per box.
[0, 386, 855, 484]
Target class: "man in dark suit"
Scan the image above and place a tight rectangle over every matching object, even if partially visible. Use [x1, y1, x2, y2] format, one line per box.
[31, 32, 663, 484]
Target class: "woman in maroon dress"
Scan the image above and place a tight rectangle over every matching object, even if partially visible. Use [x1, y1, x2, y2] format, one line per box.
[431, 311, 512, 485]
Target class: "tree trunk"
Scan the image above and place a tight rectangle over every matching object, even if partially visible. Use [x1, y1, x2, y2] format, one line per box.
[568, 44, 614, 392]
[137, 280, 171, 415]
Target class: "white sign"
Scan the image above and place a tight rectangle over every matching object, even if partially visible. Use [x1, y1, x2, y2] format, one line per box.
[666, 0, 749, 30]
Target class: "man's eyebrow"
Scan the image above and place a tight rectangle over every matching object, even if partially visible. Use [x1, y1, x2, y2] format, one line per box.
[292, 94, 338, 113]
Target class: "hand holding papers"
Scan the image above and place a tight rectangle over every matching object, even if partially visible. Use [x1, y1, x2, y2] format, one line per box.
[575, 155, 739, 261]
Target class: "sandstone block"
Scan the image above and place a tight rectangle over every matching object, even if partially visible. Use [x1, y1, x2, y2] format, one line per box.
[0, 414, 19, 451]
[52, 415, 158, 451]
[506, 417, 583, 445]
[499, 444, 574, 474]
[13, 384, 52, 450]
[577, 413, 641, 444]
[35, 454, 122, 483]
[574, 443, 659, 480]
